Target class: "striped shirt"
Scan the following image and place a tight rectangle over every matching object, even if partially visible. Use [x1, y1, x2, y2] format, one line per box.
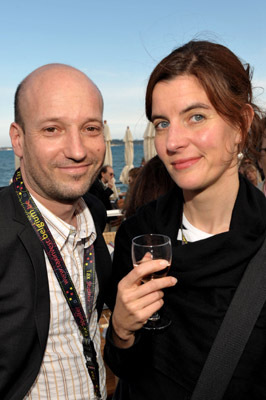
[24, 197, 106, 400]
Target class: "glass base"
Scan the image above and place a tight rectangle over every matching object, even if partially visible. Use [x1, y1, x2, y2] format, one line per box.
[142, 315, 171, 331]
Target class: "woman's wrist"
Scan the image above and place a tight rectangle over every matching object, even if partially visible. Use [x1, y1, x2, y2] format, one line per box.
[111, 318, 135, 348]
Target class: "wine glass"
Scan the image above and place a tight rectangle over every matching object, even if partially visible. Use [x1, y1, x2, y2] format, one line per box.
[131, 233, 172, 330]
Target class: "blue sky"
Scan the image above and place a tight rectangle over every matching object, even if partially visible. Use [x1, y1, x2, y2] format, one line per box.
[0, 0, 266, 146]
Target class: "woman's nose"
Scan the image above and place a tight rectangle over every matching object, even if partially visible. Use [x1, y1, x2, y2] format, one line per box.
[166, 123, 189, 152]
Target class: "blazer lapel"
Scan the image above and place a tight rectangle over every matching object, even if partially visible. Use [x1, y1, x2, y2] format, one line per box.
[93, 222, 112, 316]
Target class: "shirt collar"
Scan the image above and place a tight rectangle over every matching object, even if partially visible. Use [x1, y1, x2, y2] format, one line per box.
[30, 195, 96, 250]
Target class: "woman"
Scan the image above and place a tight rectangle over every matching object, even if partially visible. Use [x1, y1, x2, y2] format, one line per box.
[105, 41, 266, 399]
[243, 162, 261, 188]
[119, 167, 141, 213]
[257, 116, 266, 195]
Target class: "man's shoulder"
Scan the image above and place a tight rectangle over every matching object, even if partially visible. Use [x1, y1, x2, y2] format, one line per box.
[0, 186, 28, 247]
[0, 185, 29, 230]
[0, 185, 16, 213]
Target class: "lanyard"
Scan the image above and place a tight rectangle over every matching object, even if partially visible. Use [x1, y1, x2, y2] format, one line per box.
[13, 169, 102, 399]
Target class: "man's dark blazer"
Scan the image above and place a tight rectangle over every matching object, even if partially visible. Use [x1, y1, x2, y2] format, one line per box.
[0, 184, 112, 400]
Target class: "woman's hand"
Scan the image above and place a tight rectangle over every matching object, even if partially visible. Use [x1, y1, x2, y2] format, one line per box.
[111, 260, 177, 348]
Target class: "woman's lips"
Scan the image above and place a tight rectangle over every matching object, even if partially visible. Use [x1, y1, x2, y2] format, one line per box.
[171, 157, 201, 170]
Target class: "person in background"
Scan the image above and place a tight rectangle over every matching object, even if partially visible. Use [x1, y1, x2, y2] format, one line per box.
[104, 40, 266, 399]
[243, 162, 262, 189]
[123, 155, 175, 218]
[258, 117, 266, 195]
[118, 167, 141, 212]
[238, 157, 253, 174]
[89, 165, 115, 210]
[140, 157, 146, 167]
[127, 167, 141, 186]
[101, 165, 115, 188]
[100, 164, 120, 207]
[0, 63, 112, 399]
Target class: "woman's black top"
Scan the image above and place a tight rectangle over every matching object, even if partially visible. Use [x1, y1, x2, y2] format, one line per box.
[105, 175, 266, 400]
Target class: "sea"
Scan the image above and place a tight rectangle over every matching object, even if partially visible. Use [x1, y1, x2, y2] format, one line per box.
[0, 143, 144, 191]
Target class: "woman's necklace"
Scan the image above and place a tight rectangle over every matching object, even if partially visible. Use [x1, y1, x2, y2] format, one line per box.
[181, 225, 188, 245]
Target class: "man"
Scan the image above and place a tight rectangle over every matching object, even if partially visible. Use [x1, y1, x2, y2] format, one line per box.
[0, 64, 112, 399]
[89, 165, 115, 211]
[101, 165, 115, 188]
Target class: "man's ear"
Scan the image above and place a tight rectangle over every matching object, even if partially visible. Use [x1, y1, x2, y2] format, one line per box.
[9, 122, 24, 158]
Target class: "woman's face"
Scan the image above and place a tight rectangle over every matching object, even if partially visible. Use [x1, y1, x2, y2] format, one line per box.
[151, 75, 241, 194]
[128, 175, 134, 184]
[258, 135, 266, 178]
[244, 167, 257, 185]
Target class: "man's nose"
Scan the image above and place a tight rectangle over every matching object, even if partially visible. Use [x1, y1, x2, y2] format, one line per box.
[64, 128, 87, 161]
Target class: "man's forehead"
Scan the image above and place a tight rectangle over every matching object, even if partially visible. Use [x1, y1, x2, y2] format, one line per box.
[21, 64, 102, 108]
[26, 67, 96, 96]
[26, 64, 91, 84]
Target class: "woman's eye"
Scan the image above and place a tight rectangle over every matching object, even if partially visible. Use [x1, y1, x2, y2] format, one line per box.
[155, 121, 169, 129]
[191, 114, 204, 123]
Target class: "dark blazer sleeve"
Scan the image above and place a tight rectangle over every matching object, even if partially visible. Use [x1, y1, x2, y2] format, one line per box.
[0, 186, 50, 400]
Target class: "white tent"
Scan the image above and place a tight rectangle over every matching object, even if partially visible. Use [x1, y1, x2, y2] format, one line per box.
[102, 121, 119, 200]
[143, 122, 157, 162]
[119, 126, 134, 184]
[103, 120, 113, 166]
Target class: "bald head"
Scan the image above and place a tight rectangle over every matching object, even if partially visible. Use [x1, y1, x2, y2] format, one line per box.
[10, 62, 106, 210]
[14, 63, 103, 130]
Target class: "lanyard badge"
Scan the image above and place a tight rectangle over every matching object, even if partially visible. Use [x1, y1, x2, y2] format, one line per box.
[13, 169, 102, 399]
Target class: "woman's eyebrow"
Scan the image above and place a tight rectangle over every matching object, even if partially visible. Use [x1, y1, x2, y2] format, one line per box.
[151, 114, 166, 122]
[151, 103, 211, 122]
[180, 103, 211, 115]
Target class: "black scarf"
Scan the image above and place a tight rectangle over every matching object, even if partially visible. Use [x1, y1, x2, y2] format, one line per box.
[152, 175, 266, 391]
